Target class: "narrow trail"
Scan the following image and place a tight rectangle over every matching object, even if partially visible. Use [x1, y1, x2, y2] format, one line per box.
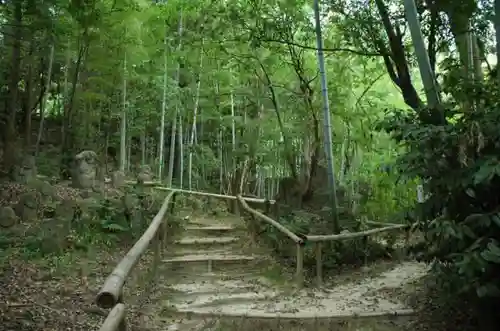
[150, 211, 428, 330]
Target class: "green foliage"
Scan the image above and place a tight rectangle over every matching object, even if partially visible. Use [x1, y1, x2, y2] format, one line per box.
[0, 187, 180, 261]
[359, 170, 418, 223]
[254, 209, 392, 279]
[380, 81, 500, 300]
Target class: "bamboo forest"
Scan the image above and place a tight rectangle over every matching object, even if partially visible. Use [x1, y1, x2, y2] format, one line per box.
[2, 0, 500, 330]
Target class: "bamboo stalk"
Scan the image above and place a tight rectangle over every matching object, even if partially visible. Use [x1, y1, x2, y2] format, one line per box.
[96, 191, 177, 308]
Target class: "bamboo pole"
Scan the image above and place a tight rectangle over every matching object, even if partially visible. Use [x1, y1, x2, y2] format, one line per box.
[306, 224, 408, 242]
[315, 242, 322, 287]
[96, 191, 177, 308]
[237, 195, 303, 244]
[153, 186, 276, 204]
[296, 243, 304, 287]
[99, 304, 126, 331]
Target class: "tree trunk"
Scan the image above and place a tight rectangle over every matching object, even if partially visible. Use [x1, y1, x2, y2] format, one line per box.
[158, 22, 168, 180]
[314, 0, 340, 232]
[3, 0, 23, 172]
[188, 42, 203, 190]
[119, 53, 127, 172]
[35, 43, 55, 156]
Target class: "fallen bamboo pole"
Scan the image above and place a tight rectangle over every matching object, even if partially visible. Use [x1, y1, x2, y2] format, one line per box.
[95, 191, 177, 308]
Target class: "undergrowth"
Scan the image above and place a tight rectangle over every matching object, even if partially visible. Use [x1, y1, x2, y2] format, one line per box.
[0, 183, 183, 267]
[251, 210, 404, 282]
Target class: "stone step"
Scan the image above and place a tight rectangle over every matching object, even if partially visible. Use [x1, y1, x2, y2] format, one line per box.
[165, 270, 265, 282]
[168, 247, 230, 256]
[163, 262, 427, 330]
[176, 312, 413, 331]
[187, 217, 243, 227]
[164, 254, 255, 263]
[174, 236, 240, 246]
[166, 279, 269, 303]
[184, 225, 241, 237]
[185, 225, 235, 231]
[171, 290, 277, 310]
[163, 254, 257, 273]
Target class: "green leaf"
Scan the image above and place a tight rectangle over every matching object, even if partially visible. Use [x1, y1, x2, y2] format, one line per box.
[491, 214, 500, 228]
[476, 283, 500, 297]
[460, 224, 476, 239]
[465, 188, 475, 198]
[487, 241, 500, 256]
[102, 223, 128, 232]
[473, 163, 495, 185]
[480, 241, 500, 263]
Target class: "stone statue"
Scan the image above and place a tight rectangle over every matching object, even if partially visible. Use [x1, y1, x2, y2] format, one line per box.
[12, 154, 37, 184]
[72, 150, 99, 189]
[137, 165, 152, 184]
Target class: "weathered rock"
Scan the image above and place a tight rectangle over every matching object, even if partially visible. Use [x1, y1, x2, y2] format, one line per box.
[72, 150, 99, 189]
[12, 155, 37, 184]
[15, 191, 41, 222]
[29, 179, 57, 201]
[137, 165, 152, 184]
[92, 182, 105, 194]
[111, 170, 125, 188]
[0, 206, 18, 228]
[123, 193, 140, 229]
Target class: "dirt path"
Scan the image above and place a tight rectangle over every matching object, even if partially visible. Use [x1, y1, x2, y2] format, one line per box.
[153, 212, 429, 330]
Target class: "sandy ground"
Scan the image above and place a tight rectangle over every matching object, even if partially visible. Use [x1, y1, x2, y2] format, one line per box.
[167, 261, 428, 318]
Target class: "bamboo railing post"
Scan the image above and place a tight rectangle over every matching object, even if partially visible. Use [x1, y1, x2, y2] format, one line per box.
[363, 235, 368, 265]
[153, 231, 160, 275]
[161, 221, 168, 251]
[315, 242, 323, 287]
[272, 202, 279, 219]
[404, 227, 411, 257]
[263, 199, 270, 215]
[296, 243, 304, 287]
[233, 199, 240, 216]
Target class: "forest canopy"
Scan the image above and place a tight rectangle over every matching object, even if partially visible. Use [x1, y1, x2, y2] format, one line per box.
[2, 0, 500, 328]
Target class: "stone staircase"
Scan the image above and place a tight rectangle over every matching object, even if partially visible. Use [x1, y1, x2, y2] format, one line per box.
[154, 212, 428, 331]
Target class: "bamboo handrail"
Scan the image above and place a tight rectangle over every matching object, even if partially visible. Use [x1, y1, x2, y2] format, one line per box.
[364, 220, 402, 227]
[306, 223, 408, 242]
[236, 194, 305, 286]
[236, 195, 303, 244]
[309, 223, 411, 287]
[99, 304, 126, 331]
[154, 186, 276, 205]
[95, 190, 177, 308]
